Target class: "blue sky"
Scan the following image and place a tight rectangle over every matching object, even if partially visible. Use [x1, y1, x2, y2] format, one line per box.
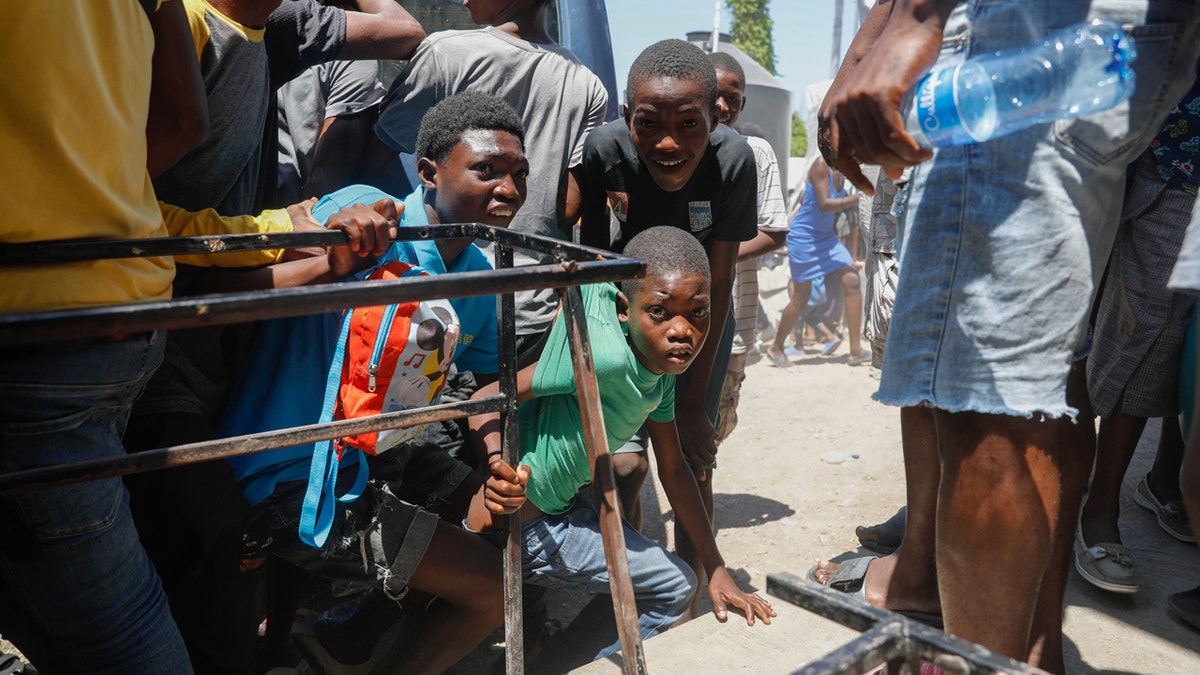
[603, 0, 859, 113]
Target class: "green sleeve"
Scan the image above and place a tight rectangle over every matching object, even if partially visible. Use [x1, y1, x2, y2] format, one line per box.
[530, 302, 576, 398]
[531, 283, 617, 398]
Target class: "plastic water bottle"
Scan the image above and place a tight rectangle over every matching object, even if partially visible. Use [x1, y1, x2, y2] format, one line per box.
[903, 19, 1136, 147]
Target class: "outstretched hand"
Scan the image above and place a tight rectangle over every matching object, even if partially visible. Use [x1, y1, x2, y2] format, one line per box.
[707, 566, 775, 626]
[326, 198, 402, 277]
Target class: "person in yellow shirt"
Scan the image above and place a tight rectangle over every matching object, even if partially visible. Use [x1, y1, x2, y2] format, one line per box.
[0, 1, 392, 670]
[0, 2, 200, 670]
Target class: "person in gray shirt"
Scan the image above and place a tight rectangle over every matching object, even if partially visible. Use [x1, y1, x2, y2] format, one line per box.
[371, 0, 609, 356]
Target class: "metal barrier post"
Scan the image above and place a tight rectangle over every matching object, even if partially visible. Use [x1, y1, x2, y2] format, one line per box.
[495, 241, 524, 675]
[560, 283, 648, 675]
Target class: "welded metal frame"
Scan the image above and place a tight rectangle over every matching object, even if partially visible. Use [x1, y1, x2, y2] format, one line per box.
[767, 572, 1052, 675]
[0, 225, 647, 675]
[0, 226, 641, 346]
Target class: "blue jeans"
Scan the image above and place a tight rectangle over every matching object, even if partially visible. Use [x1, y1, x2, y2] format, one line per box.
[877, 0, 1200, 417]
[522, 498, 695, 671]
[0, 332, 192, 674]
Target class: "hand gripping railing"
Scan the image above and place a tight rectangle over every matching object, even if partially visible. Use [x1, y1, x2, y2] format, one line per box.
[0, 225, 649, 675]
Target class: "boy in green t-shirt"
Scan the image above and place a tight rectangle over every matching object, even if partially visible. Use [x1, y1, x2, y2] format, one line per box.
[469, 226, 774, 671]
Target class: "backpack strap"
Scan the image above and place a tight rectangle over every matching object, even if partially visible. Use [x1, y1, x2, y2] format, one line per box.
[299, 308, 369, 548]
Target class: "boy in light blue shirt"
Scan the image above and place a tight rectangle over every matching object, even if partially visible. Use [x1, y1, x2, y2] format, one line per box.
[220, 93, 532, 673]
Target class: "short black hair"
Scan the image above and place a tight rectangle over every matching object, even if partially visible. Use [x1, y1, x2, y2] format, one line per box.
[415, 92, 526, 164]
[619, 226, 711, 298]
[708, 51, 745, 86]
[626, 39, 718, 109]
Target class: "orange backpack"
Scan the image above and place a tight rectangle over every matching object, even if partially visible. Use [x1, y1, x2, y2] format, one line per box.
[301, 260, 460, 547]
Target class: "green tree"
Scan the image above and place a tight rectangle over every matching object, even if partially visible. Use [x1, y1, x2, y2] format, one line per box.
[726, 0, 776, 75]
[791, 111, 807, 157]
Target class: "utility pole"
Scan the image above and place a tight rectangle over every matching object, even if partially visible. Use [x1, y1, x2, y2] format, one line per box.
[831, 0, 844, 77]
[711, 0, 721, 52]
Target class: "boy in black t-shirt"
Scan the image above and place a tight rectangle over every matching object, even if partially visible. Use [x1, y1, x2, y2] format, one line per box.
[573, 38, 758, 607]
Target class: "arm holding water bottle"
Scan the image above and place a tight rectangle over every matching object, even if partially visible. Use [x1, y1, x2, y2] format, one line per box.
[818, 0, 959, 195]
[825, 2, 1138, 195]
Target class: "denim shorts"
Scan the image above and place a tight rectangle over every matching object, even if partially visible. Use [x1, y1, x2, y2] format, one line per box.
[520, 497, 695, 666]
[877, 0, 1200, 417]
[254, 476, 441, 600]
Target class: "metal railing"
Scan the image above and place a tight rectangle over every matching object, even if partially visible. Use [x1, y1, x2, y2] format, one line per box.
[0, 225, 648, 675]
[767, 572, 1051, 675]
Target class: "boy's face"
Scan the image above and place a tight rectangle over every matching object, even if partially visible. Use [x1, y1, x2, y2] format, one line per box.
[714, 70, 746, 127]
[624, 75, 717, 192]
[419, 129, 529, 228]
[620, 271, 711, 376]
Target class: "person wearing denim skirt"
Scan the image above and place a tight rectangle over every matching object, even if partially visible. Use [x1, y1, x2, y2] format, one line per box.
[809, 0, 1200, 671]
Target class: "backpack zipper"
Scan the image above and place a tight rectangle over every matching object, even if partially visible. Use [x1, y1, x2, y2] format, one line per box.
[367, 303, 399, 393]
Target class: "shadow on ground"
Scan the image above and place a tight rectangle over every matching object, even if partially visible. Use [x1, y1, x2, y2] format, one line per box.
[660, 493, 796, 532]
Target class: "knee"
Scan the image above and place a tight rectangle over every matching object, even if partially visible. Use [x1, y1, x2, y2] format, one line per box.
[638, 554, 697, 626]
[842, 270, 862, 294]
[666, 560, 699, 616]
[612, 452, 649, 485]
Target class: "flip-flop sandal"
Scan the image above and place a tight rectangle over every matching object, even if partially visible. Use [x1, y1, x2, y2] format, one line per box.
[821, 338, 843, 356]
[806, 556, 874, 599]
[767, 349, 790, 368]
[0, 654, 26, 675]
[806, 556, 944, 629]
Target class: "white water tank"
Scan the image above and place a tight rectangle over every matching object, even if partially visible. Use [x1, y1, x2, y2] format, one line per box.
[686, 31, 794, 190]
